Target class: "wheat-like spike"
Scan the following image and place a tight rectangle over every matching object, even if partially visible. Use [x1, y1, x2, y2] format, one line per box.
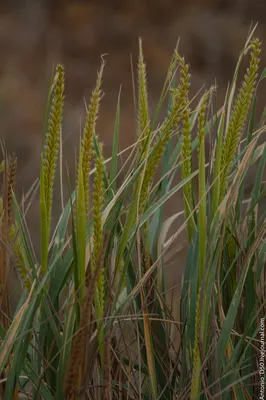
[81, 60, 105, 219]
[219, 39, 261, 201]
[0, 197, 3, 219]
[7, 156, 17, 227]
[168, 53, 191, 131]
[182, 106, 192, 180]
[65, 251, 104, 399]
[137, 38, 150, 152]
[0, 153, 15, 331]
[190, 286, 202, 399]
[94, 134, 109, 184]
[43, 64, 65, 228]
[139, 53, 190, 213]
[9, 223, 31, 292]
[197, 93, 209, 152]
[93, 141, 104, 310]
[140, 237, 155, 310]
[197, 92, 210, 279]
[65, 297, 90, 399]
[139, 111, 178, 213]
[181, 103, 194, 241]
[179, 53, 194, 242]
[140, 237, 150, 273]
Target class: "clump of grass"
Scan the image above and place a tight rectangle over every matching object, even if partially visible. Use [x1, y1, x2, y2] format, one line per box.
[0, 28, 265, 400]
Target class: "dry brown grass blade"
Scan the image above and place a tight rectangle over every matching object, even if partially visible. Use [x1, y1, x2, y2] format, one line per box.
[103, 330, 111, 400]
[6, 157, 17, 227]
[65, 249, 104, 399]
[0, 280, 35, 367]
[0, 155, 17, 332]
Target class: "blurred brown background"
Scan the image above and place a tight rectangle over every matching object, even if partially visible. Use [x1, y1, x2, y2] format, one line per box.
[1, 0, 266, 257]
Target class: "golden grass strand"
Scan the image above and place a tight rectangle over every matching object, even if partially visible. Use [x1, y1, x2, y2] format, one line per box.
[103, 330, 111, 400]
[137, 38, 150, 151]
[43, 64, 65, 229]
[65, 252, 103, 399]
[93, 141, 104, 274]
[198, 92, 209, 281]
[7, 156, 17, 227]
[93, 141, 105, 362]
[81, 60, 105, 218]
[219, 39, 261, 201]
[190, 286, 202, 400]
[181, 104, 194, 242]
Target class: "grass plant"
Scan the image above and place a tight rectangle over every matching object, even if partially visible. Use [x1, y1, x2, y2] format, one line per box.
[0, 30, 265, 399]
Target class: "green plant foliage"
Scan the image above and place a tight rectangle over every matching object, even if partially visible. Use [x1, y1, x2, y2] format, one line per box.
[0, 30, 265, 400]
